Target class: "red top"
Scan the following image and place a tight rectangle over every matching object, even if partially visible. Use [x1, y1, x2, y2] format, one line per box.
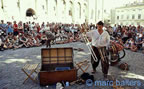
[37, 27, 40, 33]
[13, 24, 18, 32]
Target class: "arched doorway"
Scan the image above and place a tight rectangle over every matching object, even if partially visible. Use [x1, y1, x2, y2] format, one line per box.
[78, 2, 81, 19]
[26, 8, 36, 17]
[69, 1, 73, 23]
[84, 4, 88, 22]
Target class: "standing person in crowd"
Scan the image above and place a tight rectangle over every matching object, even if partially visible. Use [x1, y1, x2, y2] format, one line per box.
[7, 22, 13, 35]
[23, 23, 28, 33]
[45, 29, 55, 48]
[18, 21, 24, 34]
[122, 28, 129, 44]
[13, 21, 19, 36]
[0, 20, 8, 33]
[113, 24, 117, 37]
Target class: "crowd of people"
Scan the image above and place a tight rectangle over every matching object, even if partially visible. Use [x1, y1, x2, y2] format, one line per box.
[0, 20, 83, 51]
[0, 20, 144, 54]
[106, 24, 144, 53]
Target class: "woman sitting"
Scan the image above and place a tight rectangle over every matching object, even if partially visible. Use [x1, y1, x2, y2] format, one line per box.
[4, 38, 13, 49]
[12, 36, 23, 49]
[19, 34, 29, 47]
[130, 38, 138, 52]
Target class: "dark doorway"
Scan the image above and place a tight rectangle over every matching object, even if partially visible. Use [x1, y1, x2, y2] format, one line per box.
[26, 8, 35, 17]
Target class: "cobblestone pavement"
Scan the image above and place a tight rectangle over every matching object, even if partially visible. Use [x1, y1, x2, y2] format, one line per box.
[0, 42, 144, 89]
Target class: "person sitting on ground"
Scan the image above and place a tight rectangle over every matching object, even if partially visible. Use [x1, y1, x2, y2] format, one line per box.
[34, 36, 41, 46]
[4, 37, 13, 49]
[19, 33, 29, 47]
[26, 34, 34, 47]
[12, 36, 23, 49]
[130, 38, 138, 52]
[40, 31, 47, 45]
[124, 39, 131, 49]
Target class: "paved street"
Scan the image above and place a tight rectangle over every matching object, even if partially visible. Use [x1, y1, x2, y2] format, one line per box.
[0, 42, 144, 89]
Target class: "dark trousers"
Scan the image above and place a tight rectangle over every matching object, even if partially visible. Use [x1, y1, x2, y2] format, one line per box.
[91, 46, 109, 74]
[46, 40, 51, 48]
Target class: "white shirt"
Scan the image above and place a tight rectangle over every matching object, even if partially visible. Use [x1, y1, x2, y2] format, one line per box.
[86, 29, 110, 47]
[113, 26, 117, 32]
[45, 26, 50, 31]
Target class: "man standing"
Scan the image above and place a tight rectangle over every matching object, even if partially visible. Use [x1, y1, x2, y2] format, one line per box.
[45, 29, 55, 48]
[81, 21, 110, 78]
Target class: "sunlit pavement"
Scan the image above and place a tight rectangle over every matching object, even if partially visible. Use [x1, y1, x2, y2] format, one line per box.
[0, 42, 144, 89]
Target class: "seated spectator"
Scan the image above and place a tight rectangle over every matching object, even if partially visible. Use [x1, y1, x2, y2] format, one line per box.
[130, 44, 138, 52]
[130, 38, 138, 52]
[19, 34, 29, 47]
[12, 36, 23, 49]
[124, 40, 130, 49]
[4, 37, 13, 49]
[26, 34, 34, 47]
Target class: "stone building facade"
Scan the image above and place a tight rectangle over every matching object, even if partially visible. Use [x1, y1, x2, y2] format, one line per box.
[111, 0, 144, 26]
[0, 0, 104, 24]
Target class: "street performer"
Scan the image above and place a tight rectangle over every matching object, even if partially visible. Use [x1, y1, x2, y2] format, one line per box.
[81, 21, 110, 78]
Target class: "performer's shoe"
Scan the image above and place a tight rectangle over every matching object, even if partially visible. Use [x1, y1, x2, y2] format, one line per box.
[91, 70, 96, 74]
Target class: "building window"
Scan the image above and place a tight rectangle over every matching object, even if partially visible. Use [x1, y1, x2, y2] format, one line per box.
[121, 15, 123, 19]
[117, 16, 119, 20]
[17, 0, 20, 9]
[42, 5, 45, 10]
[1, 0, 4, 9]
[69, 1, 73, 16]
[69, 10, 72, 16]
[127, 15, 129, 19]
[132, 14, 135, 19]
[138, 14, 141, 19]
